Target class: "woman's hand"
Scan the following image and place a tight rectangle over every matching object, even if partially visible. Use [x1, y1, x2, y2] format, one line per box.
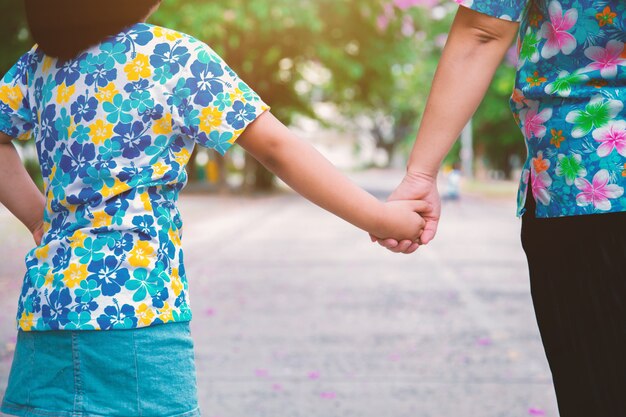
[370, 171, 440, 254]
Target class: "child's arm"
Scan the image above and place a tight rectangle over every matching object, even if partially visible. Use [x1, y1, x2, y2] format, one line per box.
[0, 132, 46, 244]
[237, 111, 429, 241]
[376, 7, 519, 253]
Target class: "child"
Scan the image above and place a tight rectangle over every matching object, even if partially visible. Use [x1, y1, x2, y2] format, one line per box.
[0, 1, 426, 416]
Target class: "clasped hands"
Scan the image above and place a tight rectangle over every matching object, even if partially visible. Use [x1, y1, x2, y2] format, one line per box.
[370, 171, 441, 255]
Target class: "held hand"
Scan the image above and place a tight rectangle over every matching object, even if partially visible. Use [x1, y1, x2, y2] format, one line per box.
[370, 171, 441, 254]
[371, 200, 429, 243]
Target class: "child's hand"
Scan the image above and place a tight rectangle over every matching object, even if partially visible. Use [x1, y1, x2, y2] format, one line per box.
[30, 220, 44, 246]
[372, 200, 429, 243]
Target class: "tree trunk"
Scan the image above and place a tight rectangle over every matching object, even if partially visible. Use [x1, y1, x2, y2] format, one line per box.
[243, 154, 275, 192]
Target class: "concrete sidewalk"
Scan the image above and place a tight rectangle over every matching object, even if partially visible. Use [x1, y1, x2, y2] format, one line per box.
[0, 170, 558, 417]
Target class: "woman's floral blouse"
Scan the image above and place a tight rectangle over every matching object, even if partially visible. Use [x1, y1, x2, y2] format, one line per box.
[456, 0, 626, 217]
[0, 23, 269, 331]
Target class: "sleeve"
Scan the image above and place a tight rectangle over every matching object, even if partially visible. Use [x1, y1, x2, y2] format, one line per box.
[171, 37, 270, 155]
[454, 0, 527, 22]
[0, 53, 35, 141]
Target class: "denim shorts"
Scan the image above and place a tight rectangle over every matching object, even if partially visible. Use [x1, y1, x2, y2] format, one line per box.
[1, 321, 201, 417]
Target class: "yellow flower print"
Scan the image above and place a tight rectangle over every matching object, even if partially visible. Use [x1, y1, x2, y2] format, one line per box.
[63, 263, 88, 288]
[19, 312, 35, 331]
[0, 85, 24, 111]
[171, 268, 183, 297]
[174, 148, 191, 166]
[69, 230, 88, 249]
[153, 113, 173, 134]
[92, 211, 112, 227]
[199, 107, 223, 133]
[56, 82, 76, 104]
[89, 119, 114, 145]
[124, 53, 151, 81]
[101, 178, 130, 199]
[42, 56, 54, 73]
[153, 26, 182, 41]
[140, 192, 153, 211]
[158, 302, 174, 323]
[136, 303, 155, 326]
[231, 88, 245, 103]
[152, 162, 168, 177]
[17, 131, 31, 141]
[168, 227, 181, 247]
[43, 271, 54, 287]
[95, 82, 119, 103]
[35, 244, 49, 260]
[129, 241, 155, 268]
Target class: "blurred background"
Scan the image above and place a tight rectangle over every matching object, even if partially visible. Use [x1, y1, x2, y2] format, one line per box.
[0, 0, 558, 416]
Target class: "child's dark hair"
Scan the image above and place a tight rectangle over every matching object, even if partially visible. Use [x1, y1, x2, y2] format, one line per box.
[24, 0, 161, 61]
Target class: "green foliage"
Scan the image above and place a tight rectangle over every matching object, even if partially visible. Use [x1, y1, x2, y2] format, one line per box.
[0, 1, 30, 75]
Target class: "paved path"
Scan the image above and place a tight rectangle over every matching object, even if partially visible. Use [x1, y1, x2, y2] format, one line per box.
[0, 170, 559, 417]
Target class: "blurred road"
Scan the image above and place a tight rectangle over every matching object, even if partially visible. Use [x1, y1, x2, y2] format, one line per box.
[0, 169, 558, 417]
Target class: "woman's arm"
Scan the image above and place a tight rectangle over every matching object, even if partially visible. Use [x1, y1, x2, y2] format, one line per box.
[237, 111, 429, 242]
[0, 132, 46, 244]
[376, 6, 520, 253]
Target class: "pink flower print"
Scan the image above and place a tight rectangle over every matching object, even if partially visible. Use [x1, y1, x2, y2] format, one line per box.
[539, 1, 578, 59]
[520, 101, 553, 140]
[575, 169, 624, 211]
[592, 120, 626, 157]
[530, 154, 553, 206]
[584, 40, 626, 79]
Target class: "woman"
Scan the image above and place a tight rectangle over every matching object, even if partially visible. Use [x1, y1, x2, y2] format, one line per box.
[375, 1, 626, 416]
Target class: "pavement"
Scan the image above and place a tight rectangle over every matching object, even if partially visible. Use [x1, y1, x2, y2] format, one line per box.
[0, 169, 558, 417]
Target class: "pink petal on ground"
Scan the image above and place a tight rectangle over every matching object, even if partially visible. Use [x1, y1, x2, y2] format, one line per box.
[255, 369, 269, 378]
[205, 308, 216, 316]
[308, 371, 321, 380]
[320, 392, 337, 399]
[272, 383, 283, 391]
[528, 408, 546, 416]
[477, 337, 492, 346]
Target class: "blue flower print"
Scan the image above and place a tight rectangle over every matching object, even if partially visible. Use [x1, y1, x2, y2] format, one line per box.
[42, 288, 73, 329]
[112, 121, 151, 159]
[150, 42, 190, 74]
[71, 94, 98, 123]
[130, 90, 155, 114]
[131, 215, 157, 240]
[54, 59, 81, 87]
[206, 131, 234, 155]
[75, 279, 101, 303]
[103, 94, 133, 124]
[151, 287, 169, 309]
[59, 141, 96, 173]
[96, 41, 129, 69]
[65, 311, 96, 330]
[227, 101, 258, 130]
[124, 79, 151, 94]
[96, 299, 137, 330]
[185, 60, 224, 106]
[124, 268, 165, 302]
[87, 255, 130, 297]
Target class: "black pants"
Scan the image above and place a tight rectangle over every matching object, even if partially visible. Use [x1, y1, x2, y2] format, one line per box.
[521, 194, 626, 417]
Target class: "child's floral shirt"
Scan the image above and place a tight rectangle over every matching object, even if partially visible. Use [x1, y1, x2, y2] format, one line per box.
[0, 23, 269, 331]
[455, 0, 626, 217]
